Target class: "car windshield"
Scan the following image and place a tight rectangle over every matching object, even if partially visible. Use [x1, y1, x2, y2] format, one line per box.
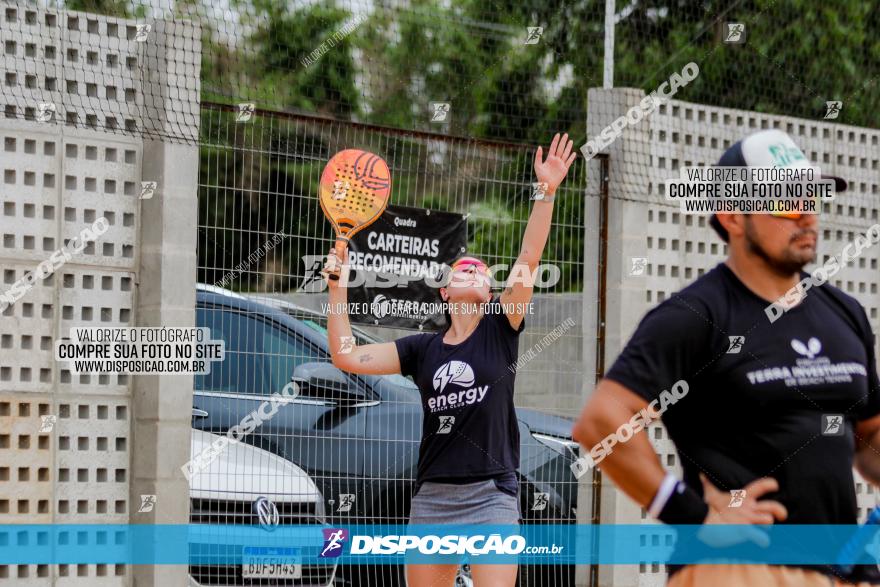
[300, 319, 417, 389]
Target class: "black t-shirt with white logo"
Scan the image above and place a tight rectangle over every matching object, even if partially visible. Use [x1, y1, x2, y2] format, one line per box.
[395, 298, 524, 489]
[605, 263, 880, 577]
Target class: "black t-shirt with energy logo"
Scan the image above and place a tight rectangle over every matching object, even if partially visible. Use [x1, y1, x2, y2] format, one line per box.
[395, 297, 524, 491]
[605, 263, 880, 578]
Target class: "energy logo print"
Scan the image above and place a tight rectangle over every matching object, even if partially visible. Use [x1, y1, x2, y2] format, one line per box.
[428, 361, 488, 414]
[432, 361, 476, 392]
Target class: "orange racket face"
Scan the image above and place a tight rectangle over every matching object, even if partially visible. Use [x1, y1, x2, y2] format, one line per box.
[319, 149, 392, 240]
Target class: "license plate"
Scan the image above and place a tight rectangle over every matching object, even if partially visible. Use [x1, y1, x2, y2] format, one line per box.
[242, 547, 301, 579]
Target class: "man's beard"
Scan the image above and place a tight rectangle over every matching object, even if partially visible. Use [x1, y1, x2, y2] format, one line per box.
[743, 218, 816, 276]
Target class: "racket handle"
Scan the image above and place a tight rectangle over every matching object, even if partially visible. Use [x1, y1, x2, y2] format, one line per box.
[324, 255, 340, 281]
[326, 238, 349, 282]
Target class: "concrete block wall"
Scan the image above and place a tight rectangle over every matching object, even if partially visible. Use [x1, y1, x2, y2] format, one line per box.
[0, 4, 200, 586]
[585, 88, 880, 587]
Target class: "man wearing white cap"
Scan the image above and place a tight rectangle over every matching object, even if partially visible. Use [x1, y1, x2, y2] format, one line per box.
[573, 129, 880, 585]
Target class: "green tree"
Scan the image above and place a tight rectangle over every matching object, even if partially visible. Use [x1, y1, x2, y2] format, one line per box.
[63, 0, 135, 17]
[189, 0, 879, 294]
[225, 0, 361, 118]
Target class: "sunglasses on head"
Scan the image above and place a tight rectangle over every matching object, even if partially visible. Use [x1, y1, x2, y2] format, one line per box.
[451, 257, 489, 273]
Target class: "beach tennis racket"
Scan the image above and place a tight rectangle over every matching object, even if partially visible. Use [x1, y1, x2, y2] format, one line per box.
[319, 149, 392, 280]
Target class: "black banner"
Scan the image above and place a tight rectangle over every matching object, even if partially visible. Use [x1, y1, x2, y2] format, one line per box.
[346, 205, 467, 330]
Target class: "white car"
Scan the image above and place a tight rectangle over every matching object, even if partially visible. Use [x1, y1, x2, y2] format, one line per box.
[188, 428, 337, 587]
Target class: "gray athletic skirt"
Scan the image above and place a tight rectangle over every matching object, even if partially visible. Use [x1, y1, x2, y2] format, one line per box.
[408, 478, 521, 525]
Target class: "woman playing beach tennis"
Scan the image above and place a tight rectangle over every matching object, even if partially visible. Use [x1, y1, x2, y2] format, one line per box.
[324, 133, 576, 587]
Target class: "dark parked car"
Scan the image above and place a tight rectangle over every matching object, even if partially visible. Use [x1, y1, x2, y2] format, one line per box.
[193, 285, 579, 586]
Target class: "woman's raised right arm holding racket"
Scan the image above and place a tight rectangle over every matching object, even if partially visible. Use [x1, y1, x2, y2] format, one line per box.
[323, 244, 402, 375]
[317, 149, 403, 375]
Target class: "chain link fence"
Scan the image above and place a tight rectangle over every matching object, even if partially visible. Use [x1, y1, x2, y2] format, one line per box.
[2, 1, 879, 586]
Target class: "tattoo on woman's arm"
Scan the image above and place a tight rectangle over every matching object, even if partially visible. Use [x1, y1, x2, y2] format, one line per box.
[359, 354, 372, 363]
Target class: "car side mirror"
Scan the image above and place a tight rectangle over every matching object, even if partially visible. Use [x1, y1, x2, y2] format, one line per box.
[292, 362, 364, 403]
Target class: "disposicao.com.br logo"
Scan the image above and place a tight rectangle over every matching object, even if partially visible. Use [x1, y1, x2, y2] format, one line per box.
[353, 534, 523, 556]
[349, 534, 562, 556]
[314, 526, 564, 561]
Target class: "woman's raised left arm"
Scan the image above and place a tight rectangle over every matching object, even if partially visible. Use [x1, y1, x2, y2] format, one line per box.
[500, 132, 577, 329]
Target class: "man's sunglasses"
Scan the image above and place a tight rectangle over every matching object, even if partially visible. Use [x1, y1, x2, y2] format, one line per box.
[770, 212, 804, 220]
[767, 192, 826, 220]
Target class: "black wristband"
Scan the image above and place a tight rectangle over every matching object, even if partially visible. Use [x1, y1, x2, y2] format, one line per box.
[657, 480, 710, 525]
